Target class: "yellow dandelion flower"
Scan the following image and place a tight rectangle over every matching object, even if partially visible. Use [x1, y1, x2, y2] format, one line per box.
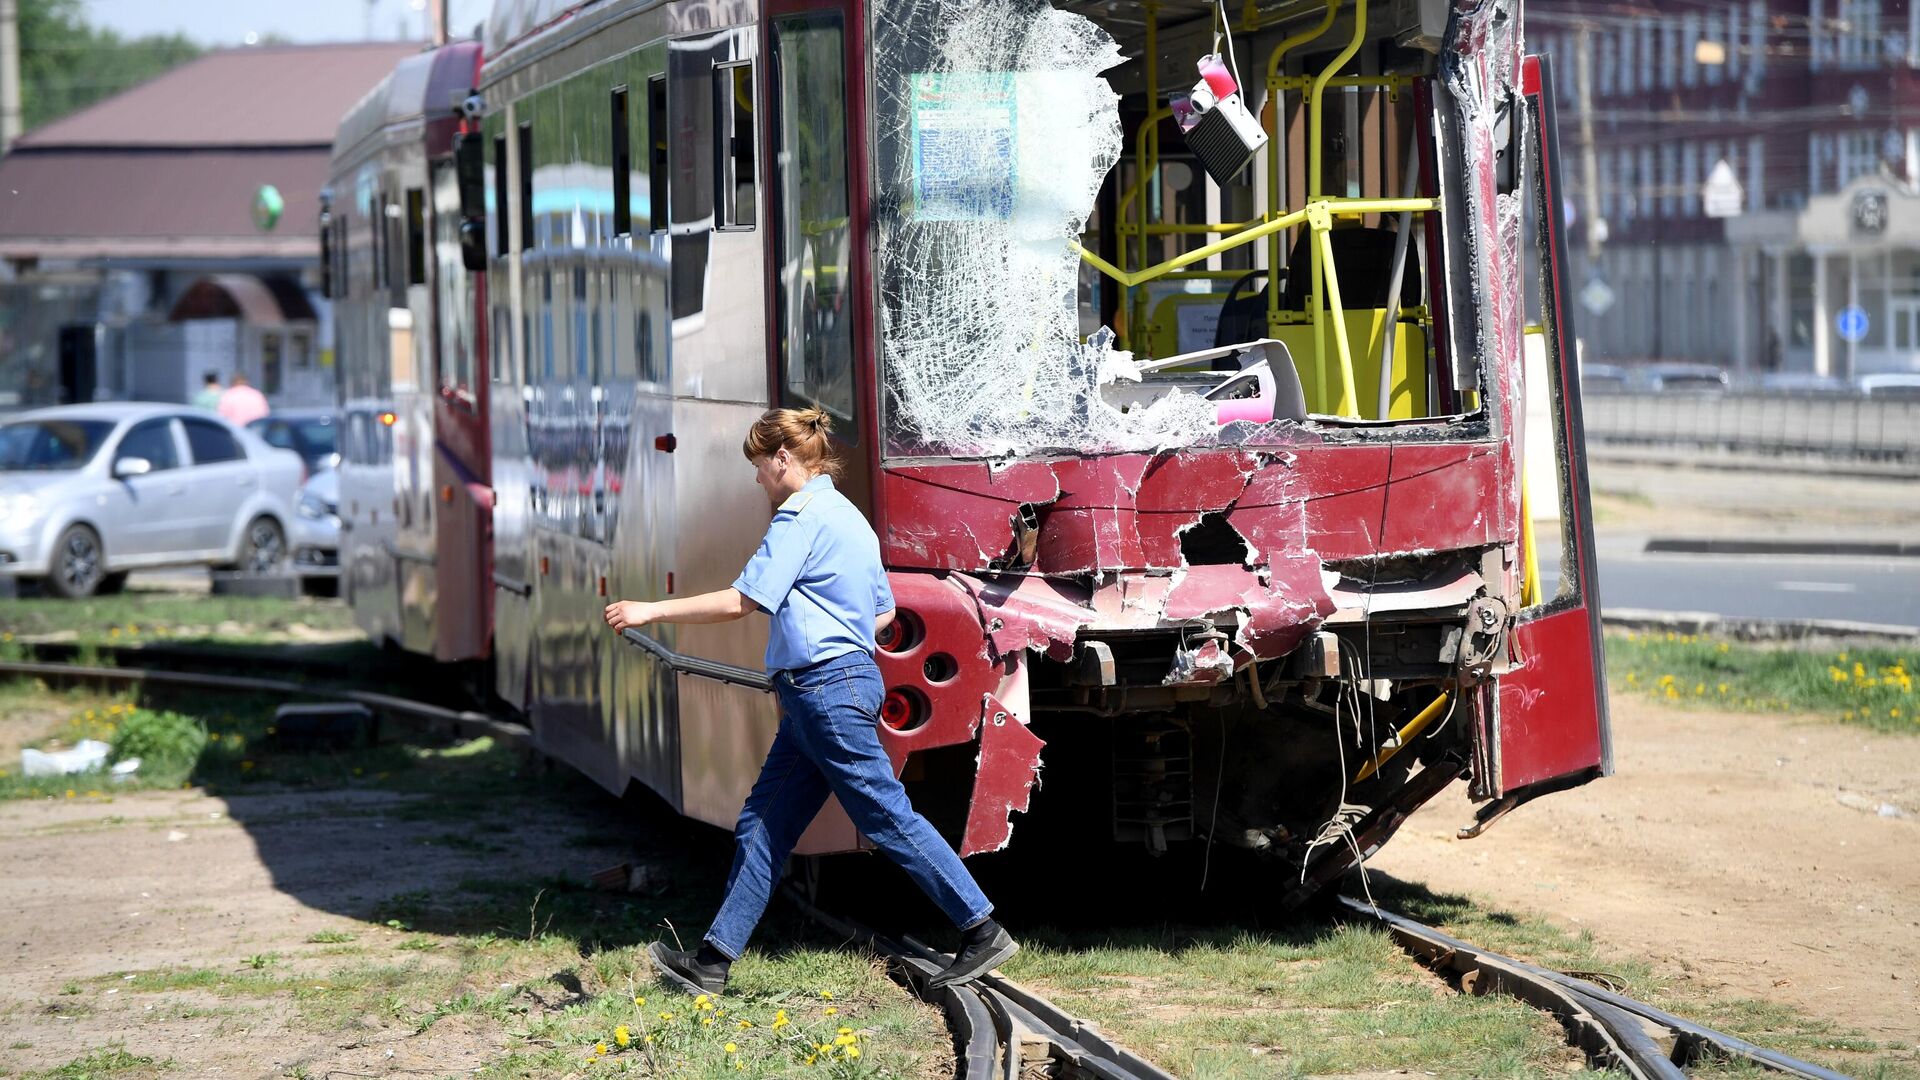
[65, 789, 75, 798]
[823, 1006, 837, 1015]
[734, 1060, 745, 1071]
[1831, 667, 1849, 682]
[737, 1019, 751, 1029]
[817, 1043, 831, 1052]
[660, 1012, 675, 1021]
[1657, 674, 1675, 687]
[837, 1028, 853, 1036]
[833, 1034, 856, 1047]
[1716, 642, 1730, 653]
[644, 1034, 653, 1044]
[772, 1015, 790, 1030]
[85, 709, 96, 720]
[694, 994, 710, 1007]
[819, 990, 833, 1000]
[615, 1025, 631, 1047]
[1693, 683, 1705, 695]
[595, 1041, 609, 1055]
[634, 995, 646, 1007]
[805, 1055, 817, 1065]
[716, 1008, 726, 1017]
[845, 1046, 861, 1059]
[1854, 661, 1867, 678]
[724, 1042, 738, 1053]
[702, 1016, 715, 1026]
[1717, 683, 1729, 695]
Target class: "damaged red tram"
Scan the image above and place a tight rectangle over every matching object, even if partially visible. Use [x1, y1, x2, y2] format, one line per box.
[332, 0, 1610, 906]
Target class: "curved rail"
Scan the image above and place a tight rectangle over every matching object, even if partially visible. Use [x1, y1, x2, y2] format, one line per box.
[1338, 896, 1851, 1080]
[785, 886, 1180, 1080]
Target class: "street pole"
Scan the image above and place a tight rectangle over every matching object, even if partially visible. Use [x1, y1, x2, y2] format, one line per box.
[1, 0, 23, 154]
[432, 0, 449, 45]
[1574, 25, 1603, 262]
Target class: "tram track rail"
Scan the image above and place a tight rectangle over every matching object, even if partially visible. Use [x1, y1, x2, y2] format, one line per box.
[0, 654, 1860, 1079]
[1338, 896, 1850, 1080]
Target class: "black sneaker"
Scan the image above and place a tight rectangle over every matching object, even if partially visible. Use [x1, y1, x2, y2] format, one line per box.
[649, 941, 729, 995]
[928, 921, 1018, 990]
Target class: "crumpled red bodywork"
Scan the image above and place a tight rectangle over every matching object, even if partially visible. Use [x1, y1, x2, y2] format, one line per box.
[872, 440, 1516, 852]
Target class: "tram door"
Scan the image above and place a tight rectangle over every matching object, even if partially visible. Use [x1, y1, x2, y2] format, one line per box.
[762, 0, 875, 512]
[1493, 55, 1612, 796]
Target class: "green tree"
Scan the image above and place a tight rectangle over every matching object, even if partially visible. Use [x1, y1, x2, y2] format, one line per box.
[19, 0, 202, 133]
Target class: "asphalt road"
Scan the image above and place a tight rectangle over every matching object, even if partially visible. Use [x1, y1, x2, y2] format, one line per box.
[1538, 538, 1920, 626]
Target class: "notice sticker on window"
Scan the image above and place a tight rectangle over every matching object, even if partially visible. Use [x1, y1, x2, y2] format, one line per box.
[910, 73, 1016, 222]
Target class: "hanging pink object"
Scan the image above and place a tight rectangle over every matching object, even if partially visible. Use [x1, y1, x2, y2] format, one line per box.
[1198, 54, 1237, 99]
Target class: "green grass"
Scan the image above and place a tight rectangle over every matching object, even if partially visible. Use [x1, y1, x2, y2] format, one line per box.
[32, 1046, 164, 1079]
[0, 593, 355, 645]
[1001, 915, 1588, 1078]
[303, 930, 354, 945]
[1605, 631, 1917, 732]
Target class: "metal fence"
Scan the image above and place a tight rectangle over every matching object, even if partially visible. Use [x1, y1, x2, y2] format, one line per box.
[1581, 392, 1920, 460]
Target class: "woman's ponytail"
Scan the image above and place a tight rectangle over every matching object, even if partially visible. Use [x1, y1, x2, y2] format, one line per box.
[742, 406, 843, 479]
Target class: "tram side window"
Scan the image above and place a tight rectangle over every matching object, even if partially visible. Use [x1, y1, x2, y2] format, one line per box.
[493, 134, 510, 256]
[405, 188, 426, 286]
[370, 194, 386, 291]
[715, 60, 756, 230]
[769, 13, 856, 427]
[517, 121, 535, 251]
[648, 75, 668, 233]
[611, 87, 632, 238]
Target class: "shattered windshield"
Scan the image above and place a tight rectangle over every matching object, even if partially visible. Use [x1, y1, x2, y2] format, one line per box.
[871, 0, 1221, 458]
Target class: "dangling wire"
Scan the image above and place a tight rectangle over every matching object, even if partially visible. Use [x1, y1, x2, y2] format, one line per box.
[1215, 0, 1245, 93]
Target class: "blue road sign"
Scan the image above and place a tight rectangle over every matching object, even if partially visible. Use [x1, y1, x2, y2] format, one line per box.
[1837, 305, 1870, 344]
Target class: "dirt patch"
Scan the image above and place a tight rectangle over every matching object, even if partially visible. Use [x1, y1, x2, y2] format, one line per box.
[0, 785, 615, 1076]
[1368, 696, 1920, 1040]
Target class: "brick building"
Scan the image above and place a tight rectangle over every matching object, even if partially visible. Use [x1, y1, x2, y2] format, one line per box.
[1533, 0, 1920, 376]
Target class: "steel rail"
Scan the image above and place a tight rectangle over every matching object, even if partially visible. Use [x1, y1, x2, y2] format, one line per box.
[1338, 895, 1851, 1080]
[783, 886, 1178, 1080]
[0, 660, 531, 748]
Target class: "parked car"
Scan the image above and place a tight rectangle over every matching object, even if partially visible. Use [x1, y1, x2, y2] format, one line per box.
[0, 403, 303, 597]
[1857, 372, 1920, 399]
[1631, 362, 1730, 392]
[1756, 372, 1851, 394]
[290, 468, 340, 596]
[1579, 362, 1631, 393]
[248, 409, 339, 477]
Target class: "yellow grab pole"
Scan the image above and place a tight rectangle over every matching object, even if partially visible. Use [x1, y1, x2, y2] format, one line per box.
[1354, 691, 1451, 782]
[1313, 210, 1361, 414]
[1520, 483, 1542, 608]
[1266, 0, 1339, 341]
[1306, 0, 1367, 415]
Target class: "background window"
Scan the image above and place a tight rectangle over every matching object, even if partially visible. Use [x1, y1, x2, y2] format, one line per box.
[716, 60, 757, 229]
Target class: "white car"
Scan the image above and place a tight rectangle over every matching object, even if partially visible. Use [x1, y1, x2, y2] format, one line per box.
[290, 467, 340, 594]
[0, 403, 304, 597]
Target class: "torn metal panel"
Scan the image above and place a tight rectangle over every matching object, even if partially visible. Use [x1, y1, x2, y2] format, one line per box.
[1164, 638, 1235, 686]
[961, 692, 1048, 855]
[954, 572, 1096, 662]
[1162, 557, 1335, 661]
[873, 573, 1004, 774]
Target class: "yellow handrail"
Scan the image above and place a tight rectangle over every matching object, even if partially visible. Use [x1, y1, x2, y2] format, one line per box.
[1266, 0, 1340, 340]
[1076, 196, 1435, 289]
[1307, 0, 1368, 414]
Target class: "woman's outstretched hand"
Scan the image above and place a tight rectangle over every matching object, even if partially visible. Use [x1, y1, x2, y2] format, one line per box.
[604, 600, 658, 633]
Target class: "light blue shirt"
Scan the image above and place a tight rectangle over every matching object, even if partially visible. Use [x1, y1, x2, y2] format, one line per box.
[732, 474, 895, 674]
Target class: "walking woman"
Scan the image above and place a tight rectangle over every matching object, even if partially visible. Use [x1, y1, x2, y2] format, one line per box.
[603, 407, 1017, 994]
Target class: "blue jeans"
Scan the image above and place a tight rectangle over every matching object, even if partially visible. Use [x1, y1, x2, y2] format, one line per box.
[704, 650, 993, 960]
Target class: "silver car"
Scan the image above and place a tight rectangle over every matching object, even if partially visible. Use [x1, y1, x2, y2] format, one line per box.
[290, 467, 340, 594]
[0, 403, 304, 597]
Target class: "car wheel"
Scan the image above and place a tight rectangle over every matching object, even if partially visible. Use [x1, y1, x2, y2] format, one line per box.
[46, 524, 106, 599]
[97, 572, 130, 595]
[241, 516, 287, 573]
